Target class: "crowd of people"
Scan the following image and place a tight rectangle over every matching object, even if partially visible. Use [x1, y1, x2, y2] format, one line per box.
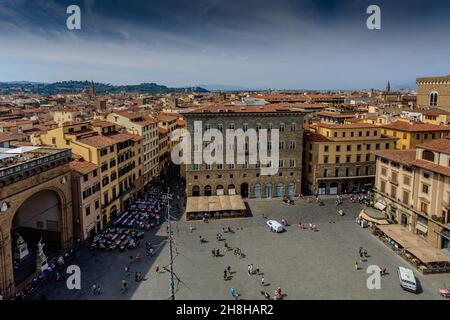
[11, 239, 82, 300]
[90, 186, 166, 252]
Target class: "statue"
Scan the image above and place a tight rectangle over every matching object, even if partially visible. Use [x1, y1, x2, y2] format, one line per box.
[36, 238, 48, 272]
[13, 233, 29, 261]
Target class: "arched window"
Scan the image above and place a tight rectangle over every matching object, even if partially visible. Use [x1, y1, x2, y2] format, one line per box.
[288, 183, 295, 197]
[429, 91, 439, 106]
[254, 184, 262, 198]
[265, 183, 272, 198]
[192, 186, 200, 196]
[216, 185, 224, 195]
[204, 185, 212, 196]
[276, 183, 285, 197]
[422, 150, 435, 162]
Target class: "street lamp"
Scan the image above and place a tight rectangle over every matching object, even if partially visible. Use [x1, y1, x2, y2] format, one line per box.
[162, 189, 175, 300]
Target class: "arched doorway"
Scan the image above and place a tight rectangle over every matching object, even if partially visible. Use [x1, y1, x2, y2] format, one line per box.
[318, 183, 326, 195]
[266, 183, 272, 198]
[254, 184, 262, 198]
[110, 205, 118, 221]
[276, 183, 284, 197]
[192, 186, 200, 197]
[204, 185, 212, 196]
[240, 183, 249, 198]
[11, 190, 62, 285]
[401, 213, 408, 226]
[288, 182, 295, 197]
[329, 182, 338, 195]
[228, 184, 236, 195]
[216, 185, 224, 196]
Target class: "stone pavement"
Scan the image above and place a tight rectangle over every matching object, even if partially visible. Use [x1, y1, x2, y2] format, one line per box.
[37, 196, 449, 300]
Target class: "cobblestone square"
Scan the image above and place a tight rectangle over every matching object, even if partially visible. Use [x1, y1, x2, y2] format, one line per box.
[37, 195, 449, 300]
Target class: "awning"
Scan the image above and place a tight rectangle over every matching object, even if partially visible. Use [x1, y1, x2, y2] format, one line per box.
[186, 195, 246, 213]
[359, 209, 389, 225]
[377, 224, 450, 264]
[406, 246, 450, 264]
[416, 223, 428, 234]
[374, 201, 387, 211]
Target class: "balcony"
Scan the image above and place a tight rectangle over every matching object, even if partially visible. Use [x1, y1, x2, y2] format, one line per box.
[388, 177, 399, 186]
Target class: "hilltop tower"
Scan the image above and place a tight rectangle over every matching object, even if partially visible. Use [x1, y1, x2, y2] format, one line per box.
[386, 80, 391, 93]
[89, 80, 95, 98]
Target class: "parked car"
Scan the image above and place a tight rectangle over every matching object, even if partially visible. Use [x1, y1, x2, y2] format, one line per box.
[266, 220, 284, 233]
[397, 266, 418, 293]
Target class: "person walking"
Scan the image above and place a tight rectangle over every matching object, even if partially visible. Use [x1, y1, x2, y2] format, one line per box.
[261, 275, 265, 286]
[223, 270, 228, 281]
[355, 261, 359, 271]
[156, 265, 160, 273]
[121, 280, 128, 293]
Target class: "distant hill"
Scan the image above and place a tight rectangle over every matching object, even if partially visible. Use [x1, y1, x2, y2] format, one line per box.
[0, 80, 208, 95]
[198, 84, 268, 91]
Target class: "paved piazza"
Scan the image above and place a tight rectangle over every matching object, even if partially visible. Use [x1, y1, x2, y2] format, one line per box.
[37, 196, 449, 300]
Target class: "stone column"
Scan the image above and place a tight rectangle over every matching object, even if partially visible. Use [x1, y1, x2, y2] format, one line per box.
[0, 234, 14, 298]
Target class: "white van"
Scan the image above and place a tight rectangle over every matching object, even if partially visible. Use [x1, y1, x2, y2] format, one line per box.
[397, 266, 417, 293]
[266, 220, 284, 233]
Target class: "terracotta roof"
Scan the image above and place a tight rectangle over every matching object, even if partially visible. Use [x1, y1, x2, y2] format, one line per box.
[177, 118, 186, 127]
[304, 131, 330, 142]
[317, 122, 379, 129]
[70, 159, 99, 175]
[373, 149, 416, 166]
[0, 132, 14, 143]
[383, 121, 450, 132]
[188, 103, 304, 114]
[317, 112, 356, 118]
[417, 138, 450, 154]
[114, 111, 142, 120]
[90, 120, 116, 128]
[78, 133, 140, 148]
[157, 113, 179, 122]
[412, 159, 450, 176]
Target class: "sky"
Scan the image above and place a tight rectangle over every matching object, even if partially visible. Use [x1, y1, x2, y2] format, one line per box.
[0, 0, 450, 90]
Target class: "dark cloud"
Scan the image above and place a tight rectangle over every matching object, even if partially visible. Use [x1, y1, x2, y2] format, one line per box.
[0, 0, 449, 88]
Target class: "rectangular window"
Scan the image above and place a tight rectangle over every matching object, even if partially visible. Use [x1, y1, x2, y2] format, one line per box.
[403, 190, 409, 205]
[289, 159, 295, 167]
[420, 202, 428, 214]
[403, 175, 410, 186]
[290, 123, 296, 132]
[380, 180, 386, 193]
[336, 145, 340, 152]
[390, 185, 397, 199]
[422, 184, 429, 194]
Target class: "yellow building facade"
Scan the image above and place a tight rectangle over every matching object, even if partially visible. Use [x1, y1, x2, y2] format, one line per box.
[382, 119, 450, 150]
[40, 121, 143, 228]
[303, 123, 397, 195]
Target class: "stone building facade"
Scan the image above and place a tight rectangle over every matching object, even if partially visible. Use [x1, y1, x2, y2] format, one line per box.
[374, 139, 450, 250]
[303, 123, 397, 195]
[0, 147, 73, 297]
[183, 104, 305, 199]
[417, 75, 450, 110]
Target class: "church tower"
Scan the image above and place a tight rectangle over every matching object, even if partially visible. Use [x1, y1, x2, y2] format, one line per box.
[386, 80, 391, 93]
[89, 80, 95, 98]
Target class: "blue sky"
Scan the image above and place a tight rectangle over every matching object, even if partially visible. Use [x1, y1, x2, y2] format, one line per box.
[0, 0, 449, 89]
